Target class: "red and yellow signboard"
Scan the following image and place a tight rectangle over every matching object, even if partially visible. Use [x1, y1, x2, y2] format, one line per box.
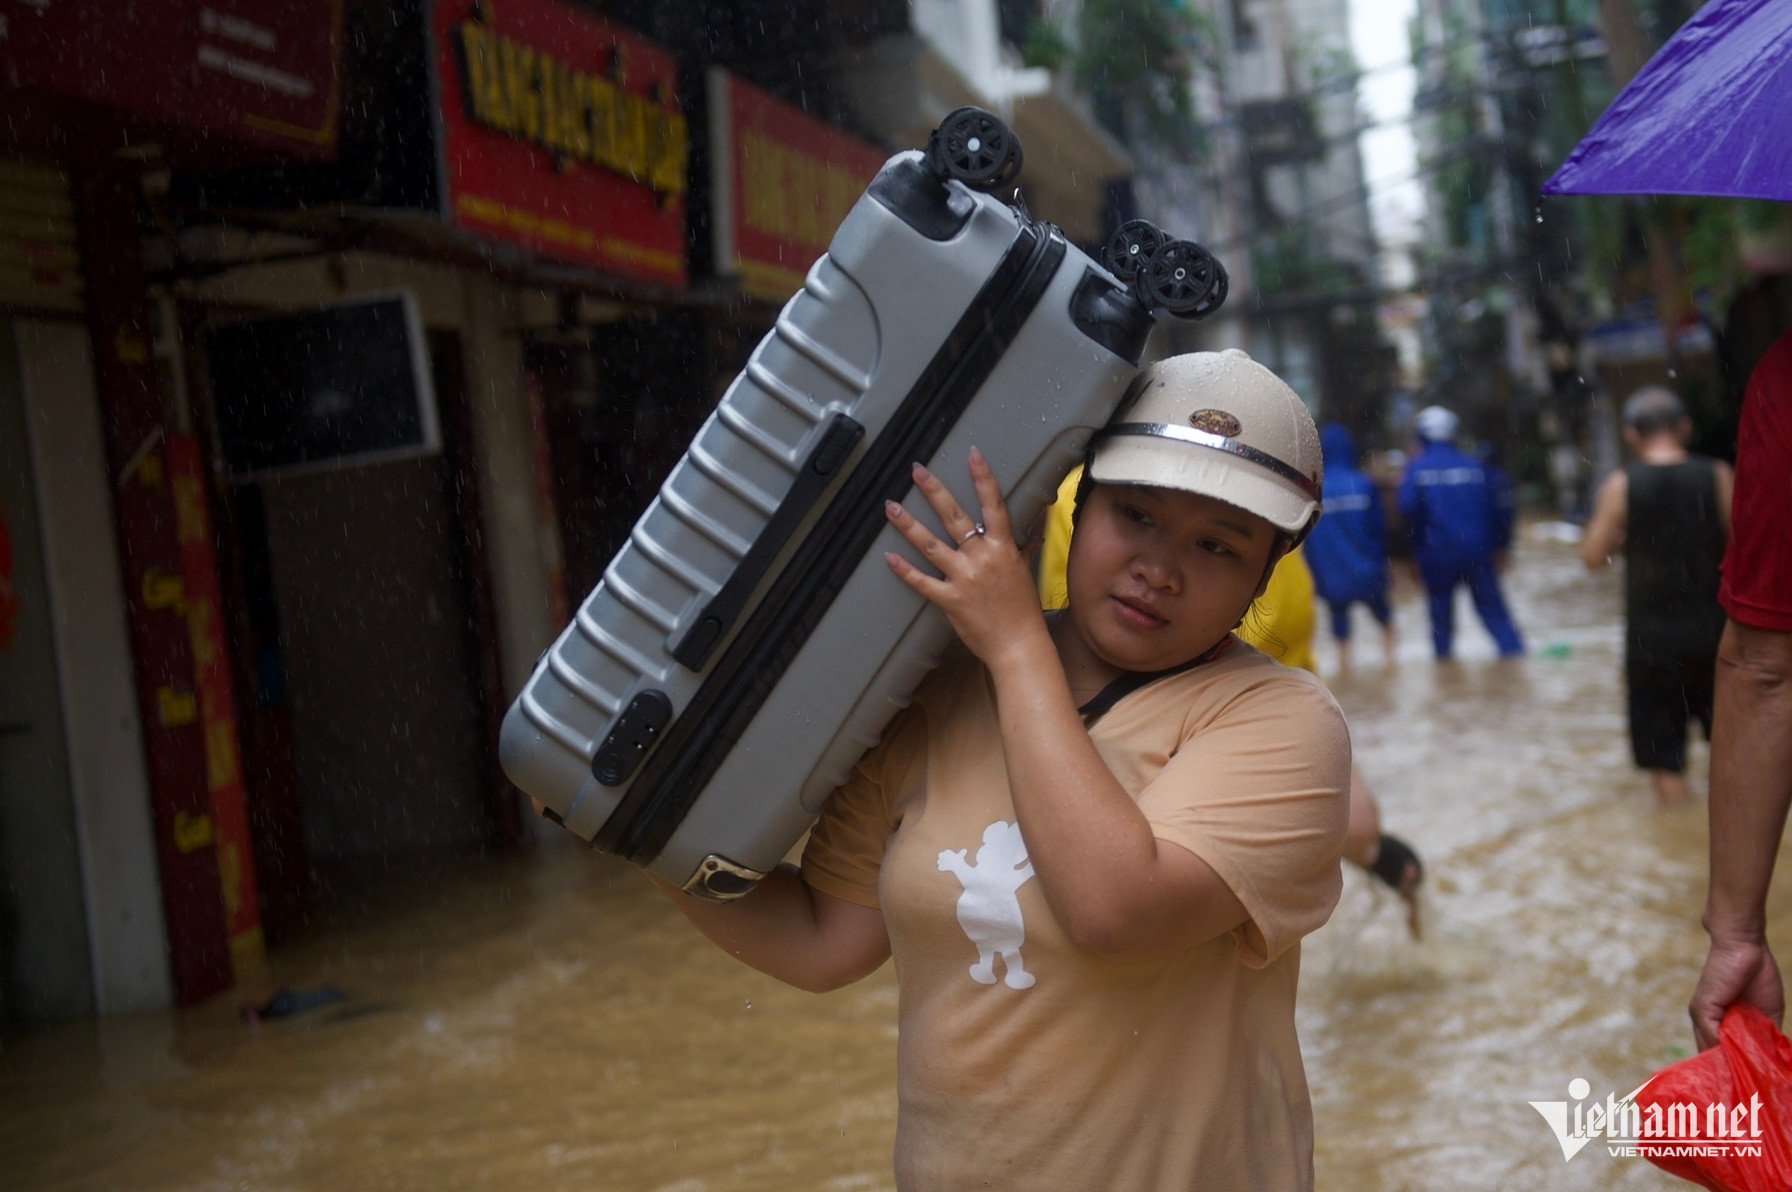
[0, 0, 342, 158]
[76, 176, 266, 1005]
[434, 0, 688, 287]
[167, 435, 266, 984]
[708, 70, 886, 301]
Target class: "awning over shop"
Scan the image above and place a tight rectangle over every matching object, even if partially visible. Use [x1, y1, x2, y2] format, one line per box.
[0, 0, 342, 166]
[174, 0, 690, 296]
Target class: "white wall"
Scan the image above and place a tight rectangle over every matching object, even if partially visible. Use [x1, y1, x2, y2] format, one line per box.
[18, 320, 174, 1014]
[456, 277, 558, 699]
[910, 0, 1002, 94]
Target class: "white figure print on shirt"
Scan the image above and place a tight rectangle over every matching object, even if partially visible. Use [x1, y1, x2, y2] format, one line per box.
[938, 820, 1037, 990]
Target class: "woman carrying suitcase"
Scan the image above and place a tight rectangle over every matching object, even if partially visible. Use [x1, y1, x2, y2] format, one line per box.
[655, 350, 1351, 1190]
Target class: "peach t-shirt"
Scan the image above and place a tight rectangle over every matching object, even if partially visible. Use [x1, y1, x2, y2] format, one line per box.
[802, 642, 1351, 1190]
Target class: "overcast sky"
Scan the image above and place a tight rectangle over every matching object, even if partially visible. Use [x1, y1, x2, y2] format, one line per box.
[1349, 0, 1425, 263]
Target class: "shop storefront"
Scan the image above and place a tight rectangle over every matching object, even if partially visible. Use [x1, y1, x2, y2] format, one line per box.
[162, 0, 701, 934]
[2, 0, 901, 1023]
[0, 0, 344, 1015]
[527, 68, 884, 599]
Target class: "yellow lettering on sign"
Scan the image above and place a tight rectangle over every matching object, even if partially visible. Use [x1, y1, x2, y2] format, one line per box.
[157, 686, 198, 728]
[172, 472, 207, 547]
[187, 596, 219, 671]
[562, 64, 590, 159]
[142, 568, 187, 616]
[203, 717, 241, 792]
[503, 39, 539, 143]
[229, 926, 269, 987]
[218, 841, 242, 918]
[137, 451, 165, 489]
[452, 17, 687, 201]
[458, 22, 492, 122]
[738, 130, 867, 256]
[114, 329, 150, 366]
[173, 811, 215, 854]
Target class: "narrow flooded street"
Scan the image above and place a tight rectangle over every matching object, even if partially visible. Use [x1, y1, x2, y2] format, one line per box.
[2, 535, 1771, 1190]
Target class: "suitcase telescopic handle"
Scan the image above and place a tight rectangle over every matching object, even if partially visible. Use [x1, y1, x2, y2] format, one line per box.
[665, 411, 866, 673]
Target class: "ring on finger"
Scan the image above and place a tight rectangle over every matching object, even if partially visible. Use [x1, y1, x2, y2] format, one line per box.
[958, 523, 987, 545]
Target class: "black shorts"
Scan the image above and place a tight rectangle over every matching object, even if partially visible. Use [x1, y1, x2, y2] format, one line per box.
[1625, 641, 1717, 773]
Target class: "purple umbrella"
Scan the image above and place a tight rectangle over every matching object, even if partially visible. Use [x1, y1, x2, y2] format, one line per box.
[1544, 0, 1792, 202]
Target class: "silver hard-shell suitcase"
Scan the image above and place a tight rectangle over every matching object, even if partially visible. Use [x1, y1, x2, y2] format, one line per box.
[500, 109, 1226, 899]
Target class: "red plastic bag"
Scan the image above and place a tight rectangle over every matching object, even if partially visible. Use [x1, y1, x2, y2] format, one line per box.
[1636, 1004, 1792, 1191]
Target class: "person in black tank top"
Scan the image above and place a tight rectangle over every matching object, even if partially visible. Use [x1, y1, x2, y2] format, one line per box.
[1583, 387, 1735, 804]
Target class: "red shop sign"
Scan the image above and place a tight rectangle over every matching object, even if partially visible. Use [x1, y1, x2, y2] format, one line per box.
[708, 69, 885, 301]
[166, 435, 265, 980]
[434, 0, 687, 288]
[0, 0, 342, 158]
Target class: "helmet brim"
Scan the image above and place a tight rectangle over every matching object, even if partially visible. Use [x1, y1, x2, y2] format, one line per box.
[1088, 435, 1318, 535]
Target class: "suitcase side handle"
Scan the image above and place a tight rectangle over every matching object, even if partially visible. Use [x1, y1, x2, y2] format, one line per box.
[665, 411, 866, 673]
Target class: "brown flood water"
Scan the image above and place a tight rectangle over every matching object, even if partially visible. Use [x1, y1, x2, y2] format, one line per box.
[6, 535, 1787, 1190]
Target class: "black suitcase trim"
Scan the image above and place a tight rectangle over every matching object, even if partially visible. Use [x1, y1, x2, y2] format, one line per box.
[868, 157, 976, 241]
[592, 223, 1069, 862]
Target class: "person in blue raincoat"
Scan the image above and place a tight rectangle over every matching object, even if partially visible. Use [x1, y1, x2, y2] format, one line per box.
[1303, 423, 1396, 669]
[1479, 441, 1519, 558]
[1397, 406, 1525, 659]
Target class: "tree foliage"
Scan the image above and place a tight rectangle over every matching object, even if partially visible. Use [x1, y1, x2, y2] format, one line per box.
[1074, 0, 1213, 153]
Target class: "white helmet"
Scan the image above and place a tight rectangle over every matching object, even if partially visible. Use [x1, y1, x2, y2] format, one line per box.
[1414, 404, 1460, 442]
[1088, 350, 1322, 544]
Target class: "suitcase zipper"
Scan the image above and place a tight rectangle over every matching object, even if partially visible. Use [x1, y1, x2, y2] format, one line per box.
[593, 222, 1069, 864]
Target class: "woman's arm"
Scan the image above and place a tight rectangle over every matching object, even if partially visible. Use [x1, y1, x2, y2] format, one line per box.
[648, 864, 890, 994]
[981, 627, 1252, 957]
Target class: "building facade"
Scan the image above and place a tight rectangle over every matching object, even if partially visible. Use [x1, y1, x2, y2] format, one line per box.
[1, 0, 1131, 1023]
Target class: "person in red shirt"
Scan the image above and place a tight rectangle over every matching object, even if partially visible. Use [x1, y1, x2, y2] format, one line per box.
[1689, 328, 1792, 1050]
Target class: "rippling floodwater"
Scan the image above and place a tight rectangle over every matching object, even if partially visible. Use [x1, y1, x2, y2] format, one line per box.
[5, 535, 1778, 1190]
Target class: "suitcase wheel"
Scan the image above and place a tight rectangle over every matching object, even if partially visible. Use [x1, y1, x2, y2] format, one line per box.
[927, 106, 1023, 192]
[1102, 219, 1169, 283]
[1185, 257, 1229, 320]
[1136, 239, 1229, 320]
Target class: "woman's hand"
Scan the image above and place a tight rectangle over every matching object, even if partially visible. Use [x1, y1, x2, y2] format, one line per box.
[884, 448, 1050, 672]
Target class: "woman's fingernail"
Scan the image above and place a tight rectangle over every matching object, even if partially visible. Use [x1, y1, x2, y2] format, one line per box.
[885, 500, 902, 518]
[970, 446, 984, 465]
[912, 462, 930, 479]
